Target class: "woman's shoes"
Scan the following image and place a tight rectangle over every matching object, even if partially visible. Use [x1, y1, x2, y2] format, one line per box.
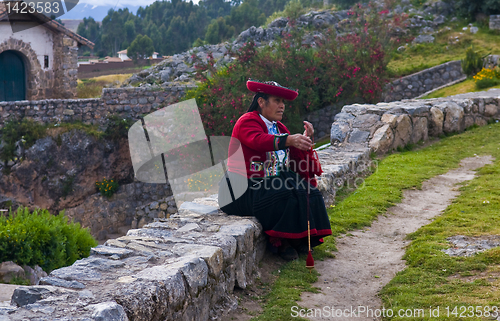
[295, 244, 313, 255]
[279, 245, 299, 261]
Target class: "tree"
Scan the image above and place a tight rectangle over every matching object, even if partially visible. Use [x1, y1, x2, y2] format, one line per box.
[205, 17, 235, 44]
[76, 17, 101, 55]
[227, 0, 266, 34]
[128, 34, 155, 64]
[455, 0, 500, 20]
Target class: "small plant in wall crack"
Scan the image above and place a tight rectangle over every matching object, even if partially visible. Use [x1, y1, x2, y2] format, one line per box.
[95, 177, 119, 198]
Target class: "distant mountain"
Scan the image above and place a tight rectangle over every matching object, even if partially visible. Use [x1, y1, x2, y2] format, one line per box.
[59, 2, 142, 21]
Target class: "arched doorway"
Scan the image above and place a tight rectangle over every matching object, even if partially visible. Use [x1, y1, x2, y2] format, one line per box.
[0, 50, 26, 101]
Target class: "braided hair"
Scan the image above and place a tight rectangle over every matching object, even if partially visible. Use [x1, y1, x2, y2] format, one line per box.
[247, 92, 270, 112]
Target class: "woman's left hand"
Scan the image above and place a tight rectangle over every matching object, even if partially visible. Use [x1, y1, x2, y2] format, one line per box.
[303, 121, 314, 138]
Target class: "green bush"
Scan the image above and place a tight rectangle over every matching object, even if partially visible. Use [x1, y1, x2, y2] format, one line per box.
[0, 119, 47, 165]
[95, 177, 119, 197]
[455, 0, 500, 21]
[461, 46, 485, 77]
[103, 115, 134, 141]
[0, 207, 97, 272]
[187, 3, 410, 136]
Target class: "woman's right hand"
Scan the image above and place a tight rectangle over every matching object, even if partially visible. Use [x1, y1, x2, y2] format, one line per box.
[285, 134, 313, 150]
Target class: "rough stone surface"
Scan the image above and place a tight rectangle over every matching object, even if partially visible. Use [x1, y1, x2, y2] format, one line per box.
[330, 92, 499, 155]
[0, 262, 25, 284]
[491, 15, 500, 30]
[443, 235, 500, 257]
[393, 114, 413, 149]
[91, 302, 129, 321]
[384, 61, 465, 102]
[429, 106, 444, 136]
[369, 124, 394, 155]
[441, 101, 464, 133]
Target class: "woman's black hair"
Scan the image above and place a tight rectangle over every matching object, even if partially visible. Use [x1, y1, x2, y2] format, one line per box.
[247, 92, 270, 112]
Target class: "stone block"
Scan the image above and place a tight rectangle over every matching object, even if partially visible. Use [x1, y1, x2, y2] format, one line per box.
[352, 113, 380, 129]
[178, 202, 218, 215]
[0, 261, 25, 283]
[429, 106, 444, 136]
[369, 124, 394, 154]
[167, 256, 208, 297]
[172, 244, 224, 277]
[441, 102, 464, 133]
[348, 129, 370, 143]
[90, 302, 129, 321]
[11, 286, 59, 307]
[489, 15, 500, 30]
[381, 113, 397, 127]
[91, 245, 134, 259]
[393, 114, 412, 149]
[464, 115, 475, 129]
[484, 104, 498, 117]
[411, 117, 428, 143]
[330, 121, 350, 144]
[39, 276, 85, 289]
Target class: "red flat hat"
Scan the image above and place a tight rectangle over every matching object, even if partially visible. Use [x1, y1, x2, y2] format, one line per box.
[247, 79, 298, 101]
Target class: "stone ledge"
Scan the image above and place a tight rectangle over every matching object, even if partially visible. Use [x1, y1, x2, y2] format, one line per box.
[4, 199, 265, 320]
[331, 92, 500, 156]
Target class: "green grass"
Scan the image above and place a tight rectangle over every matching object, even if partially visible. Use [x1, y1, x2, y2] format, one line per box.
[420, 78, 500, 99]
[388, 25, 500, 77]
[252, 122, 500, 320]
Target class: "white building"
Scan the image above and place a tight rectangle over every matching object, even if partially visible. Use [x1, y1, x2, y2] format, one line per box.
[0, 1, 94, 101]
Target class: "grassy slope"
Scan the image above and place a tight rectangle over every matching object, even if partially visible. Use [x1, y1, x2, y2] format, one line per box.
[388, 26, 500, 77]
[421, 78, 500, 99]
[76, 74, 133, 98]
[252, 122, 500, 320]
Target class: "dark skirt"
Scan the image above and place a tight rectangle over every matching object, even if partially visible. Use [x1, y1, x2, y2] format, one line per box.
[218, 169, 332, 241]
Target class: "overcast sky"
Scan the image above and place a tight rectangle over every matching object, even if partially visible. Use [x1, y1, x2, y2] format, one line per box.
[77, 0, 200, 7]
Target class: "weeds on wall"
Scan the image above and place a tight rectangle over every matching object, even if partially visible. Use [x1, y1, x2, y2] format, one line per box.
[461, 46, 486, 77]
[0, 206, 97, 272]
[95, 177, 119, 198]
[0, 119, 46, 166]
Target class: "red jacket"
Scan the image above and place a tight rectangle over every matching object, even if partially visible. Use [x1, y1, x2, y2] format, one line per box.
[227, 111, 322, 186]
[227, 110, 289, 178]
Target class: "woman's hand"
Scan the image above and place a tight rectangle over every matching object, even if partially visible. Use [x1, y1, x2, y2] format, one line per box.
[285, 134, 313, 151]
[303, 121, 314, 138]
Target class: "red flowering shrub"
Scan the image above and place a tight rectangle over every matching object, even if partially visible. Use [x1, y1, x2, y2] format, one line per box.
[186, 2, 410, 136]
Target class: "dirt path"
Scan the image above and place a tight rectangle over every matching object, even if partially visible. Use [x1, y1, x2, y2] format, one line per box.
[299, 155, 494, 320]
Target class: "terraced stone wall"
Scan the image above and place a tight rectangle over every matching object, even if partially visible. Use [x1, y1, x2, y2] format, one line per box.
[0, 85, 192, 127]
[331, 94, 500, 156]
[383, 61, 465, 102]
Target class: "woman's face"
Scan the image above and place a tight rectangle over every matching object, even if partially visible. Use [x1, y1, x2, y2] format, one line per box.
[259, 95, 285, 122]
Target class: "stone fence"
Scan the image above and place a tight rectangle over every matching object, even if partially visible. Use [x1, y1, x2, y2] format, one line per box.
[4, 91, 500, 320]
[490, 15, 500, 30]
[0, 85, 195, 127]
[383, 60, 465, 102]
[64, 182, 177, 241]
[332, 92, 500, 156]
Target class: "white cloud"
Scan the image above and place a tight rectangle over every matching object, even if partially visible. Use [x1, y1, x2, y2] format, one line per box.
[76, 0, 200, 7]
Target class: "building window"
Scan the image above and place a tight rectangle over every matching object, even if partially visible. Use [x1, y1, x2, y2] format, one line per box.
[44, 55, 49, 68]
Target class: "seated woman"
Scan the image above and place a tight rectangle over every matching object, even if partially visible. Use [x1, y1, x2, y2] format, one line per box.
[218, 80, 332, 261]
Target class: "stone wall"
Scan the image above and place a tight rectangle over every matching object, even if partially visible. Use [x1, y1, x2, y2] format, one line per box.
[52, 36, 79, 99]
[6, 196, 266, 321]
[331, 94, 500, 155]
[0, 86, 192, 127]
[490, 15, 500, 30]
[7, 92, 500, 320]
[64, 182, 176, 240]
[305, 101, 350, 140]
[383, 61, 465, 102]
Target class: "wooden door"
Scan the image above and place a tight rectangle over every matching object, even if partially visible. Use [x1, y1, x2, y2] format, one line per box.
[0, 51, 26, 101]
